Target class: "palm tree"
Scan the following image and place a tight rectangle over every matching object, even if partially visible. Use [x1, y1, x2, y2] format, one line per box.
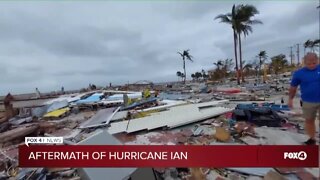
[181, 73, 185, 81]
[223, 58, 234, 71]
[213, 60, 226, 81]
[236, 4, 262, 83]
[304, 39, 313, 52]
[215, 5, 241, 85]
[191, 73, 195, 81]
[215, 4, 262, 85]
[176, 71, 182, 82]
[243, 62, 253, 77]
[303, 39, 319, 53]
[270, 54, 288, 75]
[257, 51, 267, 81]
[213, 60, 224, 70]
[201, 69, 205, 76]
[177, 50, 193, 84]
[222, 58, 233, 80]
[201, 69, 207, 81]
[195, 72, 202, 81]
[254, 64, 259, 77]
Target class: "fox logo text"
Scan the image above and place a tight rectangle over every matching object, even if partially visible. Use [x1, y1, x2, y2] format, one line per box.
[284, 151, 307, 161]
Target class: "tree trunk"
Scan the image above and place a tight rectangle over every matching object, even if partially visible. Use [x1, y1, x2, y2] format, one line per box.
[259, 56, 262, 83]
[183, 58, 186, 84]
[238, 33, 244, 83]
[233, 30, 240, 85]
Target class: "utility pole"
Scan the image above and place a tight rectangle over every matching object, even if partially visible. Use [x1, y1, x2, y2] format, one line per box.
[289, 46, 293, 65]
[296, 43, 300, 65]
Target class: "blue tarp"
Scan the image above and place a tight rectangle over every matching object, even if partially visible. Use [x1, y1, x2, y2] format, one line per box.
[76, 93, 104, 104]
[236, 103, 290, 111]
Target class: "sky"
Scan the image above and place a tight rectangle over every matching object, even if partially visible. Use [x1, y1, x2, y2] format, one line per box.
[0, 0, 319, 95]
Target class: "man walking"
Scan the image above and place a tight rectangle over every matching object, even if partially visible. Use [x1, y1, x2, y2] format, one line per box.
[288, 52, 320, 145]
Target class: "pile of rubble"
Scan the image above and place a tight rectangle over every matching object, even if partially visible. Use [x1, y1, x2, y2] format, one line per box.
[0, 81, 318, 180]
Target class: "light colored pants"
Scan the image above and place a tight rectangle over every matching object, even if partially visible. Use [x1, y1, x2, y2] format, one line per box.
[302, 102, 320, 120]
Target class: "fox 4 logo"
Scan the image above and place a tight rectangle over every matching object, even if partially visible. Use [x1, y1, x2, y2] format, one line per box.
[284, 151, 307, 161]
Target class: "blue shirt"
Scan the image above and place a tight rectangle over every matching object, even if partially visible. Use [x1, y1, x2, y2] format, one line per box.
[290, 65, 320, 103]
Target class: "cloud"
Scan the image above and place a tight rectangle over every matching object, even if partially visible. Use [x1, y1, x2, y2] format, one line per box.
[0, 1, 318, 94]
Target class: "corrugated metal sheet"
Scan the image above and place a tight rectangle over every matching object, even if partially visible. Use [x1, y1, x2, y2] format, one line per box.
[45, 93, 85, 104]
[108, 100, 232, 134]
[109, 100, 186, 122]
[110, 111, 128, 122]
[106, 93, 141, 101]
[32, 106, 48, 117]
[46, 100, 69, 113]
[136, 99, 187, 112]
[120, 97, 158, 111]
[79, 107, 120, 128]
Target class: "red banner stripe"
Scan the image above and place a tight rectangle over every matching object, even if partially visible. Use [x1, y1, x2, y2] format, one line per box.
[19, 145, 319, 167]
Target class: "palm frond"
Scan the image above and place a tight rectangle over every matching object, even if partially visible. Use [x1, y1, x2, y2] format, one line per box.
[304, 40, 310, 48]
[246, 19, 263, 25]
[313, 39, 320, 45]
[232, 4, 236, 17]
[236, 4, 259, 22]
[240, 25, 253, 37]
[215, 14, 232, 24]
[232, 4, 262, 36]
[186, 55, 193, 62]
[258, 50, 266, 57]
[242, 5, 259, 15]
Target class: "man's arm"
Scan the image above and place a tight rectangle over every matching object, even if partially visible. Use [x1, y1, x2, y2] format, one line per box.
[288, 86, 297, 108]
[289, 86, 298, 100]
[288, 70, 300, 108]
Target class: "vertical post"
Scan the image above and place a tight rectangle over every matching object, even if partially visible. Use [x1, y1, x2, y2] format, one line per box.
[296, 44, 300, 65]
[289, 46, 293, 65]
